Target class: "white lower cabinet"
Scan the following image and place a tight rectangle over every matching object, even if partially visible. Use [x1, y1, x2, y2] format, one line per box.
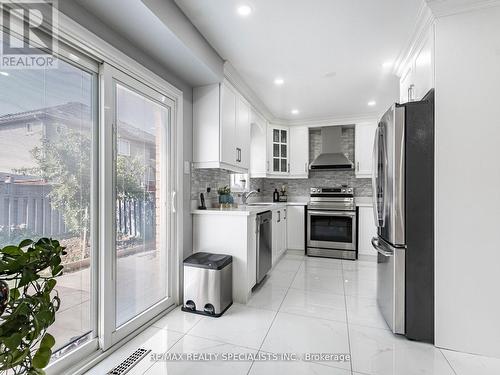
[286, 205, 305, 250]
[272, 207, 287, 264]
[358, 205, 377, 256]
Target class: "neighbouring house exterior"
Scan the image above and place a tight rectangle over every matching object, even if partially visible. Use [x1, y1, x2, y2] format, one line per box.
[0, 102, 157, 249]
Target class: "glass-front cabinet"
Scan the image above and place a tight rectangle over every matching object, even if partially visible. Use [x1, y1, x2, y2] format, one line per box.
[268, 125, 289, 175]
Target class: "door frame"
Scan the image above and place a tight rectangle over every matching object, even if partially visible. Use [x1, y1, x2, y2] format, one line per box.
[39, 9, 184, 373]
[99, 63, 178, 349]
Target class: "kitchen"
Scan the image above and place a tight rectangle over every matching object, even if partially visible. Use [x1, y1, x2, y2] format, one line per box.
[1, 1, 499, 375]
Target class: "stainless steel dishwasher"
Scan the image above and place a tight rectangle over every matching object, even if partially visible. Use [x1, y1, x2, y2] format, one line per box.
[256, 211, 272, 283]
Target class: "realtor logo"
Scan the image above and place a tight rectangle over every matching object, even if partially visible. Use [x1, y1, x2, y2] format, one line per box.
[0, 0, 58, 69]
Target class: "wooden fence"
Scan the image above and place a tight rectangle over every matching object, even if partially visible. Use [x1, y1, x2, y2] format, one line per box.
[0, 182, 155, 242]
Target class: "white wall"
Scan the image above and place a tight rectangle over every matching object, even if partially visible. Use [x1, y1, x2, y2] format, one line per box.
[435, 6, 500, 357]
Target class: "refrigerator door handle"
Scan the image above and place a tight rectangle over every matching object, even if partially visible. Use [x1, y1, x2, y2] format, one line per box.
[371, 237, 394, 257]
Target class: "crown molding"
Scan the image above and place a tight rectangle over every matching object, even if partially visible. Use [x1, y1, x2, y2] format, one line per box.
[223, 62, 275, 121]
[394, 1, 435, 77]
[426, 0, 500, 17]
[270, 113, 379, 128]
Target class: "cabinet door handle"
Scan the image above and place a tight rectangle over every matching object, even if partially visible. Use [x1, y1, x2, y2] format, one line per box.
[277, 211, 281, 223]
[236, 147, 238, 162]
[267, 161, 269, 172]
[288, 163, 290, 173]
[356, 162, 359, 172]
[305, 162, 308, 173]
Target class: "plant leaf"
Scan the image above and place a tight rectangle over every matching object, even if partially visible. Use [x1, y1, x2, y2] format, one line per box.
[18, 239, 34, 248]
[51, 264, 64, 277]
[32, 347, 51, 369]
[3, 332, 23, 350]
[1, 246, 22, 256]
[46, 279, 57, 292]
[40, 333, 55, 349]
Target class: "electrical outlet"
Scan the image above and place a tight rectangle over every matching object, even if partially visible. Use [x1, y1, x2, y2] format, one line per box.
[184, 161, 191, 174]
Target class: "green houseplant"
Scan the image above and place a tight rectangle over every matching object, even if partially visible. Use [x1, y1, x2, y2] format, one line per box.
[0, 238, 66, 375]
[217, 186, 233, 207]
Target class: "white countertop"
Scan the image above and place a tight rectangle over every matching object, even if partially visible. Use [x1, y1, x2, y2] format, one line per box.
[191, 198, 371, 215]
[191, 201, 307, 216]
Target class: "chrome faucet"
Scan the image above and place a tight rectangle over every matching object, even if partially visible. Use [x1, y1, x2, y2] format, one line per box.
[242, 190, 259, 205]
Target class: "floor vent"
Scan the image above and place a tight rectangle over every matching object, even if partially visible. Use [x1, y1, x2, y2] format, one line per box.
[107, 348, 151, 375]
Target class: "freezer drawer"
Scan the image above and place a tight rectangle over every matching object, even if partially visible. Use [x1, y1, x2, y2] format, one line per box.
[372, 236, 405, 335]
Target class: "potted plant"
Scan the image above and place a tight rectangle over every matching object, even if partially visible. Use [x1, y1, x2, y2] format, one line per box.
[217, 186, 233, 208]
[0, 238, 67, 375]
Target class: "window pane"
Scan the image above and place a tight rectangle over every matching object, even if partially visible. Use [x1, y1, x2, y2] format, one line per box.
[281, 130, 287, 143]
[0, 58, 95, 352]
[281, 144, 287, 158]
[273, 129, 279, 143]
[273, 158, 280, 172]
[273, 144, 279, 157]
[115, 83, 169, 327]
[281, 159, 287, 172]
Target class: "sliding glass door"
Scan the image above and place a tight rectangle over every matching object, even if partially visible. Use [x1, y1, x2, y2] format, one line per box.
[100, 64, 176, 348]
[0, 44, 99, 357]
[0, 19, 179, 369]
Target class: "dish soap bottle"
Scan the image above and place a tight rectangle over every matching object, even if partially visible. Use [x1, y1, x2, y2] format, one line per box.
[273, 188, 279, 202]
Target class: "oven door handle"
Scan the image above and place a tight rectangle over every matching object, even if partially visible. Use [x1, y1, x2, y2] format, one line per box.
[308, 210, 356, 217]
[371, 237, 394, 257]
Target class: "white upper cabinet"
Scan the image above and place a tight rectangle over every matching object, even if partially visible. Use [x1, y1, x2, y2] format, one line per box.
[413, 33, 434, 101]
[266, 124, 309, 178]
[236, 96, 251, 170]
[355, 122, 377, 178]
[400, 27, 434, 104]
[289, 127, 309, 179]
[268, 125, 289, 176]
[249, 110, 268, 178]
[193, 80, 250, 173]
[220, 82, 237, 167]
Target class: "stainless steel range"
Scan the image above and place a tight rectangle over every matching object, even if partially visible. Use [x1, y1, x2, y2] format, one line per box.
[307, 186, 357, 260]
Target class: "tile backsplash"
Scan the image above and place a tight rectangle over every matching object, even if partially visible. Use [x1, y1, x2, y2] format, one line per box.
[190, 125, 372, 205]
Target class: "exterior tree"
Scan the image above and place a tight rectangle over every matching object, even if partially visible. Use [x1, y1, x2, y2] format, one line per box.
[15, 129, 147, 260]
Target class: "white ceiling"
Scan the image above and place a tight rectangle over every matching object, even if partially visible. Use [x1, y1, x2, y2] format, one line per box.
[175, 0, 424, 121]
[63, 0, 223, 86]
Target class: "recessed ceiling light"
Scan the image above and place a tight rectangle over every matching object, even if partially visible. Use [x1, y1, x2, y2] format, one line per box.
[274, 77, 284, 85]
[0, 71, 9, 76]
[237, 4, 252, 17]
[382, 60, 394, 69]
[291, 109, 299, 115]
[324, 71, 337, 78]
[368, 101, 376, 107]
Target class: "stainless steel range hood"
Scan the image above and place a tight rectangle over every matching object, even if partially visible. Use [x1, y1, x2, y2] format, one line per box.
[309, 126, 353, 170]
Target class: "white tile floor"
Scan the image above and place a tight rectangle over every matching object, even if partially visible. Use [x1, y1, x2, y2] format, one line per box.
[86, 251, 500, 375]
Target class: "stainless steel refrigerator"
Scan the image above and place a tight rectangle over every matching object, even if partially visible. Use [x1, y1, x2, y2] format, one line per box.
[371, 90, 434, 343]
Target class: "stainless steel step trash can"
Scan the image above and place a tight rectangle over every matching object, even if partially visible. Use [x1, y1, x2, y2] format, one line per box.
[182, 252, 233, 317]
